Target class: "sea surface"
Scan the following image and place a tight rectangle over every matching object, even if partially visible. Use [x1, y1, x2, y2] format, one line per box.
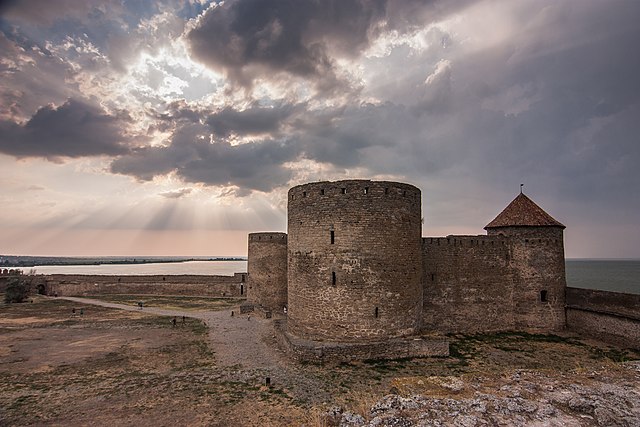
[19, 260, 248, 276]
[17, 259, 640, 295]
[565, 259, 640, 295]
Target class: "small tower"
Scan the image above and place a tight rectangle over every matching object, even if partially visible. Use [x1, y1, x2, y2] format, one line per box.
[485, 193, 566, 331]
[246, 232, 288, 313]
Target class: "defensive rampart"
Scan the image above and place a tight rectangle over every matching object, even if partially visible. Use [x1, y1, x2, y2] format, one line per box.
[422, 231, 566, 333]
[422, 235, 514, 333]
[0, 273, 247, 297]
[566, 287, 640, 350]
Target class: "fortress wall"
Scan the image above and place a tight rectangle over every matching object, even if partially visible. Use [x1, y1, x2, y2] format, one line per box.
[507, 228, 566, 331]
[422, 235, 515, 333]
[566, 287, 640, 349]
[30, 273, 247, 297]
[287, 180, 423, 342]
[247, 232, 288, 311]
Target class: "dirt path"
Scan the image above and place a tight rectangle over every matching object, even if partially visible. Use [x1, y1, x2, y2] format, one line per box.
[59, 297, 332, 403]
[60, 297, 284, 369]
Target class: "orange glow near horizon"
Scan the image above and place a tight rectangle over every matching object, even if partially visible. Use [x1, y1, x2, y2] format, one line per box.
[0, 228, 254, 257]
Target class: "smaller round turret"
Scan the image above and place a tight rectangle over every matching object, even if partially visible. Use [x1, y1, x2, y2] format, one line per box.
[246, 232, 288, 312]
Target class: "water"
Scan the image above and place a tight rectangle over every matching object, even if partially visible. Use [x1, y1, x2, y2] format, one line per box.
[566, 259, 640, 295]
[17, 259, 640, 295]
[20, 260, 247, 276]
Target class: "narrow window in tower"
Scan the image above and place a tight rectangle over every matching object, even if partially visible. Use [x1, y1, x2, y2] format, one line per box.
[374, 307, 379, 318]
[303, 191, 307, 197]
[342, 188, 347, 194]
[385, 188, 389, 194]
[364, 187, 369, 194]
[291, 194, 295, 200]
[330, 230, 335, 244]
[431, 273, 435, 282]
[540, 290, 548, 302]
[240, 284, 244, 295]
[320, 189, 325, 195]
[332, 271, 336, 286]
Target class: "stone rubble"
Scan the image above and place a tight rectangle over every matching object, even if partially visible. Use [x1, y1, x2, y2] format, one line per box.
[320, 363, 640, 427]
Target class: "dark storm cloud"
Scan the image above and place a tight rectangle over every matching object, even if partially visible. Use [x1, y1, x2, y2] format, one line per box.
[206, 103, 301, 137]
[187, 0, 471, 89]
[0, 31, 79, 121]
[110, 123, 300, 192]
[0, 98, 132, 159]
[0, 0, 115, 25]
[451, 1, 640, 204]
[188, 0, 384, 87]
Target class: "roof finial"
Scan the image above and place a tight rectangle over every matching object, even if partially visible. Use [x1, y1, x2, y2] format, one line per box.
[520, 183, 524, 194]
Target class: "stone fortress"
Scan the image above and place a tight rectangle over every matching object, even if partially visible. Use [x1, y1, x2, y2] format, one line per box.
[246, 179, 568, 361]
[2, 178, 637, 360]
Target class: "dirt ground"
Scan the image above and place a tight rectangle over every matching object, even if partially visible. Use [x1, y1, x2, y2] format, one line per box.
[1, 295, 639, 426]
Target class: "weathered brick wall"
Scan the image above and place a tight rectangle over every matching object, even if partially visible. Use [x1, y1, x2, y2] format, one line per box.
[505, 227, 566, 331]
[287, 180, 423, 342]
[422, 235, 515, 333]
[422, 228, 566, 334]
[566, 287, 640, 349]
[247, 232, 288, 312]
[26, 273, 247, 297]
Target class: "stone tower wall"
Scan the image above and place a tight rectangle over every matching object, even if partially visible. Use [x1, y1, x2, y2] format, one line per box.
[247, 232, 288, 312]
[287, 180, 423, 342]
[500, 227, 567, 331]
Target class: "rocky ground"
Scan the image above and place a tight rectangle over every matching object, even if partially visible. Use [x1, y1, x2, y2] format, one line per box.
[323, 364, 640, 426]
[1, 295, 639, 426]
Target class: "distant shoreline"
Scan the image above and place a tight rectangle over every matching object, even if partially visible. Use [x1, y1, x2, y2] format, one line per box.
[0, 256, 246, 268]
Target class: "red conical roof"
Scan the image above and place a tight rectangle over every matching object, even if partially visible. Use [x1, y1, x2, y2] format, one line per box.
[484, 193, 565, 229]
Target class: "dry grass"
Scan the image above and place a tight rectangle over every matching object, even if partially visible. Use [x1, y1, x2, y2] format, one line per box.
[2, 294, 638, 426]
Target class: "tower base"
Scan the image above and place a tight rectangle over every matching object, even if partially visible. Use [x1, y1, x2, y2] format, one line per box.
[274, 320, 449, 363]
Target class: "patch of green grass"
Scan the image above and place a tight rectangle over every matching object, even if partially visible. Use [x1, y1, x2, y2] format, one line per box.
[589, 347, 640, 363]
[79, 295, 244, 311]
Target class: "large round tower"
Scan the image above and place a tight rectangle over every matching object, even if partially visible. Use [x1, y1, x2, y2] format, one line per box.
[287, 180, 423, 342]
[246, 232, 288, 312]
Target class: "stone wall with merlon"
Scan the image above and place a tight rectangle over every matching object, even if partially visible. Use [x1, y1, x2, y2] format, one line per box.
[287, 180, 423, 342]
[422, 235, 515, 333]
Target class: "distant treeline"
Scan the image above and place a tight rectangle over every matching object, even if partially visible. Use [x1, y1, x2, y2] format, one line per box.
[0, 256, 246, 267]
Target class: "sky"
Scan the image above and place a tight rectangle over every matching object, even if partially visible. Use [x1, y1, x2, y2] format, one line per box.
[0, 0, 639, 258]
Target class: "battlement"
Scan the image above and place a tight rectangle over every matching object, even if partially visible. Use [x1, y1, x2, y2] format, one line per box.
[422, 234, 562, 248]
[423, 235, 508, 247]
[288, 180, 420, 203]
[248, 232, 287, 242]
